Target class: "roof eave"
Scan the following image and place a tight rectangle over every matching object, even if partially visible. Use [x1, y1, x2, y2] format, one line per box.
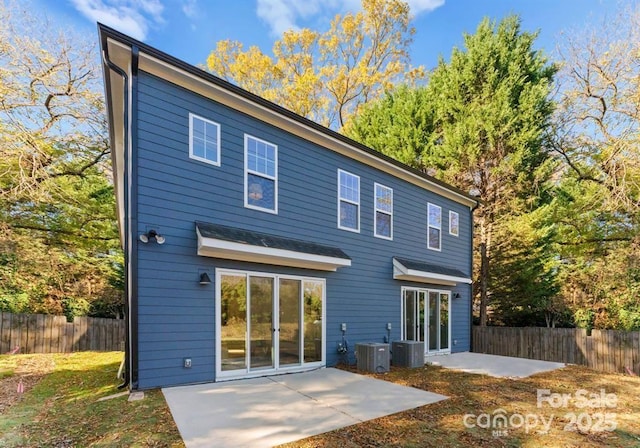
[99, 26, 132, 247]
[392, 258, 472, 286]
[196, 228, 351, 272]
[97, 23, 479, 209]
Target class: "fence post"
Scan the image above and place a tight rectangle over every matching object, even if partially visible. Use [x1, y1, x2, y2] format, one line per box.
[0, 312, 10, 353]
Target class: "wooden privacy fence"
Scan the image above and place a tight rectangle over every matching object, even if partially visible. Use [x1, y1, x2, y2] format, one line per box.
[0, 312, 125, 354]
[472, 326, 640, 375]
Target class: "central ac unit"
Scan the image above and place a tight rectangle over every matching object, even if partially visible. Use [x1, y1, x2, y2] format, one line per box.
[356, 343, 390, 373]
[392, 341, 424, 368]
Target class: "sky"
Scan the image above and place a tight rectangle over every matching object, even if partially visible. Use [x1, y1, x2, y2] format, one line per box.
[36, 0, 619, 71]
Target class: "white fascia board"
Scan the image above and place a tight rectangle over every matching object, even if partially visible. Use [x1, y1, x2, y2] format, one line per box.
[197, 231, 351, 272]
[137, 52, 477, 209]
[105, 38, 134, 248]
[393, 259, 472, 286]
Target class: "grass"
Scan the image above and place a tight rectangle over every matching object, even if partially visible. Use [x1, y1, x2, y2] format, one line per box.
[0, 352, 183, 447]
[0, 355, 18, 379]
[1, 353, 638, 447]
[283, 363, 640, 447]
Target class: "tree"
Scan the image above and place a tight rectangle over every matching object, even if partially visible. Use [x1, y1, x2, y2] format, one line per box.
[206, 0, 423, 129]
[345, 85, 435, 166]
[549, 2, 640, 329]
[347, 16, 558, 325]
[0, 3, 122, 317]
[489, 207, 565, 327]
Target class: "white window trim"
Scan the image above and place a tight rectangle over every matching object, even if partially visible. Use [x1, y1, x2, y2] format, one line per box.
[337, 169, 360, 233]
[244, 134, 278, 214]
[427, 202, 442, 251]
[189, 113, 221, 166]
[449, 210, 459, 237]
[374, 182, 393, 240]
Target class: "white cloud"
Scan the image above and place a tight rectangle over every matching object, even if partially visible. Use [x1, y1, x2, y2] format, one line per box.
[70, 0, 165, 40]
[181, 0, 198, 20]
[405, 0, 445, 15]
[256, 0, 445, 36]
[256, 0, 339, 36]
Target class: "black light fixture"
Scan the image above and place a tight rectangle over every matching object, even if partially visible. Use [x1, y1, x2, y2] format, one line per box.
[139, 229, 165, 244]
[453, 292, 461, 299]
[199, 272, 212, 285]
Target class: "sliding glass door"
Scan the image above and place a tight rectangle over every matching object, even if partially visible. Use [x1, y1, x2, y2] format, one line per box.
[249, 276, 274, 370]
[218, 270, 325, 379]
[220, 273, 247, 371]
[278, 278, 301, 366]
[402, 287, 450, 354]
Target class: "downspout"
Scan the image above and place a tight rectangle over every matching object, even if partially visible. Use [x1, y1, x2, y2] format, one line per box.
[129, 45, 140, 389]
[469, 200, 480, 353]
[101, 49, 131, 390]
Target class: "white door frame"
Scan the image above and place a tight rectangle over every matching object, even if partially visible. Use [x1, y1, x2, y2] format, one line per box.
[215, 268, 326, 381]
[401, 286, 451, 355]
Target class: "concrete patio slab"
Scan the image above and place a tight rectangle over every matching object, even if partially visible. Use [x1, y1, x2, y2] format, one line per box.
[427, 352, 565, 378]
[162, 368, 447, 448]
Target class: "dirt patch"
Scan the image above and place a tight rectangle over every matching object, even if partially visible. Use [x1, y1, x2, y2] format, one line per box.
[0, 355, 56, 414]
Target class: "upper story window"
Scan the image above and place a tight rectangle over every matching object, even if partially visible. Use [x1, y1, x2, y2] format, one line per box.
[449, 211, 459, 237]
[374, 183, 393, 240]
[338, 169, 360, 232]
[427, 203, 442, 251]
[189, 113, 220, 166]
[245, 134, 277, 213]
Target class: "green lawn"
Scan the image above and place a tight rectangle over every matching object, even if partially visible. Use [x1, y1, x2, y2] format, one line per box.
[1, 352, 639, 447]
[0, 352, 183, 447]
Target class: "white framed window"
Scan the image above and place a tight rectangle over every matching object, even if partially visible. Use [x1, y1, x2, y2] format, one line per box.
[374, 183, 393, 240]
[189, 113, 220, 166]
[449, 211, 459, 237]
[337, 169, 360, 232]
[244, 134, 278, 214]
[427, 203, 442, 251]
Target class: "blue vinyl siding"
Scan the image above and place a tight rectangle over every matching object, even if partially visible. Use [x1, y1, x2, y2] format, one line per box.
[134, 72, 473, 388]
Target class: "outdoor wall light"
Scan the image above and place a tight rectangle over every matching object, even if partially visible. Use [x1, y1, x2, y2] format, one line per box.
[199, 272, 212, 285]
[139, 229, 165, 244]
[453, 292, 461, 299]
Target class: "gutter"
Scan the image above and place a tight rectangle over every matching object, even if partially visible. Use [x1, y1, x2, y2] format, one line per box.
[100, 27, 139, 390]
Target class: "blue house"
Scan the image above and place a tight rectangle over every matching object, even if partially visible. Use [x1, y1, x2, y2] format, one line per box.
[99, 24, 478, 390]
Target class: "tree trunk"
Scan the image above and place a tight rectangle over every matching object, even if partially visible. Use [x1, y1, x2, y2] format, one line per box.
[479, 242, 489, 326]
